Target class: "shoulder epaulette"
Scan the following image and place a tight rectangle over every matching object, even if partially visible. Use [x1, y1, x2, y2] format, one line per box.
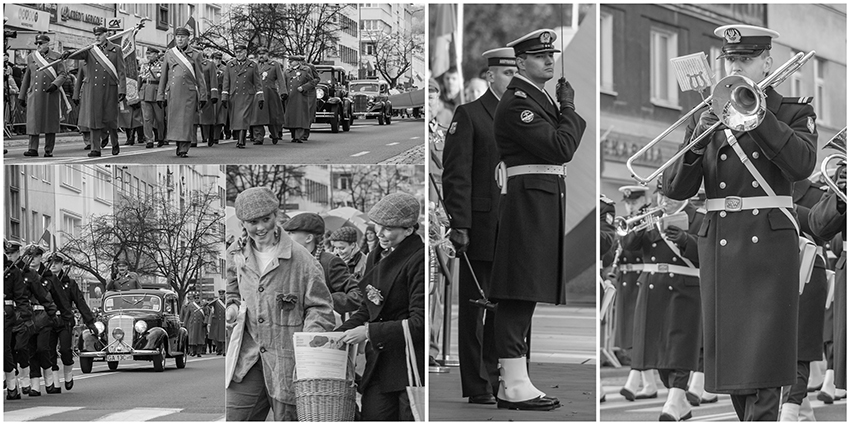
[782, 96, 813, 104]
[600, 194, 615, 205]
[514, 89, 527, 99]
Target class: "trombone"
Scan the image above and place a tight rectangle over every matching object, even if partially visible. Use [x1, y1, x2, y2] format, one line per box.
[614, 206, 665, 237]
[627, 50, 816, 185]
[821, 127, 846, 202]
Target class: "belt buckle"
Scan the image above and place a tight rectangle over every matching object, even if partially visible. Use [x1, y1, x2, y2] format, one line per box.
[561, 164, 568, 177]
[724, 196, 743, 212]
[658, 264, 669, 273]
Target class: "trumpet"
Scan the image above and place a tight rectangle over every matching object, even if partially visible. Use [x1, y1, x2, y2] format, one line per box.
[614, 206, 665, 237]
[627, 50, 816, 185]
[821, 127, 846, 202]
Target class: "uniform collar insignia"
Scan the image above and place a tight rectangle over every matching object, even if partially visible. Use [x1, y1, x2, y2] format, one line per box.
[366, 284, 383, 305]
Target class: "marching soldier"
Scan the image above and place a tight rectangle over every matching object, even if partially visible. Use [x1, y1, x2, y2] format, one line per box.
[18, 34, 67, 158]
[441, 47, 516, 404]
[221, 44, 263, 149]
[490, 29, 586, 411]
[105, 259, 142, 292]
[64, 25, 127, 157]
[207, 289, 226, 355]
[664, 24, 818, 421]
[181, 294, 206, 357]
[283, 55, 315, 143]
[157, 27, 208, 158]
[211, 52, 229, 143]
[303, 60, 320, 142]
[622, 180, 703, 421]
[195, 49, 220, 148]
[42, 253, 97, 392]
[21, 246, 60, 396]
[139, 47, 165, 148]
[251, 47, 285, 145]
[4, 241, 29, 400]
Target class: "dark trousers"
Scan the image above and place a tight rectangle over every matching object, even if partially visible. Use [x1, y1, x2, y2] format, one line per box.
[458, 259, 498, 397]
[90, 128, 118, 152]
[825, 340, 834, 369]
[176, 141, 190, 155]
[658, 369, 690, 390]
[361, 385, 413, 421]
[226, 360, 297, 421]
[4, 321, 15, 373]
[28, 325, 52, 376]
[12, 323, 31, 369]
[494, 299, 536, 359]
[289, 128, 305, 142]
[201, 124, 220, 144]
[28, 134, 55, 153]
[784, 361, 810, 405]
[730, 388, 781, 421]
[252, 125, 280, 142]
[236, 129, 248, 147]
[48, 320, 74, 368]
[303, 128, 311, 140]
[140, 100, 164, 142]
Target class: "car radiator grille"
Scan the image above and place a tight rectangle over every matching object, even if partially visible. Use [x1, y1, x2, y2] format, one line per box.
[107, 315, 135, 347]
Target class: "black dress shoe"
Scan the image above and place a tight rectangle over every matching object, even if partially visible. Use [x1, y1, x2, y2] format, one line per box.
[207, 140, 215, 147]
[65, 378, 73, 391]
[101, 140, 109, 149]
[178, 152, 188, 158]
[20, 386, 30, 395]
[124, 141, 135, 146]
[636, 391, 658, 400]
[146, 142, 154, 148]
[84, 145, 91, 150]
[468, 394, 497, 404]
[157, 140, 165, 147]
[253, 141, 263, 145]
[45, 384, 61, 394]
[272, 139, 279, 145]
[236, 143, 245, 149]
[88, 151, 101, 157]
[686, 391, 701, 406]
[620, 387, 636, 401]
[112, 145, 120, 155]
[6, 388, 21, 400]
[681, 411, 693, 421]
[541, 395, 561, 406]
[190, 142, 198, 148]
[496, 396, 558, 411]
[817, 391, 834, 404]
[44, 152, 53, 158]
[23, 149, 38, 157]
[28, 388, 41, 397]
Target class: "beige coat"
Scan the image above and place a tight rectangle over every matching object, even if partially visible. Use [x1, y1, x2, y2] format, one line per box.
[226, 227, 334, 404]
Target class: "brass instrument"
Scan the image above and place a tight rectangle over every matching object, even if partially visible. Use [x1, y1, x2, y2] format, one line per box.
[627, 51, 816, 185]
[821, 127, 847, 202]
[614, 206, 665, 237]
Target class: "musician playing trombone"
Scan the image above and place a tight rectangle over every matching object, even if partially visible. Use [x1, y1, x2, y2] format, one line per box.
[664, 24, 818, 421]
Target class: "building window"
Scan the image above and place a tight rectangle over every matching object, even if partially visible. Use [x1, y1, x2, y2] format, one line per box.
[599, 11, 614, 94]
[362, 20, 381, 31]
[32, 211, 41, 243]
[118, 3, 127, 14]
[94, 170, 111, 205]
[43, 215, 51, 239]
[60, 211, 82, 247]
[43, 165, 52, 184]
[8, 166, 21, 240]
[340, 15, 357, 37]
[157, 4, 169, 30]
[815, 57, 827, 125]
[61, 165, 82, 192]
[650, 28, 679, 109]
[364, 42, 376, 56]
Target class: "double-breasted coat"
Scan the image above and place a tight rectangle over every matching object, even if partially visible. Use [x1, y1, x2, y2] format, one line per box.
[196, 57, 219, 125]
[181, 301, 207, 345]
[623, 203, 703, 371]
[157, 46, 208, 142]
[808, 191, 846, 389]
[614, 246, 643, 351]
[214, 63, 228, 125]
[207, 298, 226, 342]
[106, 272, 142, 292]
[72, 66, 89, 131]
[337, 234, 425, 396]
[283, 64, 316, 130]
[665, 87, 818, 392]
[793, 180, 829, 362]
[490, 75, 587, 304]
[252, 61, 285, 127]
[67, 40, 126, 130]
[222, 59, 263, 131]
[226, 228, 335, 404]
[19, 50, 67, 134]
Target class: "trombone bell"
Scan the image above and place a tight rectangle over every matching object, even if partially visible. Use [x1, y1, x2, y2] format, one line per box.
[712, 75, 766, 132]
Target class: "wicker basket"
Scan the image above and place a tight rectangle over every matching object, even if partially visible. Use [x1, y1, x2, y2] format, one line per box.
[294, 377, 357, 421]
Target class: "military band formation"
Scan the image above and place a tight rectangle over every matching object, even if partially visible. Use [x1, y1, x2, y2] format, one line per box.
[12, 25, 327, 159]
[602, 24, 847, 421]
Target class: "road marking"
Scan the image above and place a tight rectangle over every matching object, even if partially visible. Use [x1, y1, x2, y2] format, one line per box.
[386, 142, 399, 146]
[95, 407, 183, 422]
[5, 406, 85, 421]
[410, 136, 420, 139]
[351, 151, 370, 157]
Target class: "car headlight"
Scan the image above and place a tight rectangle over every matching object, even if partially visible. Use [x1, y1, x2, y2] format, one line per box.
[112, 327, 125, 341]
[134, 320, 147, 334]
[316, 88, 325, 99]
[368, 96, 375, 103]
[94, 321, 105, 335]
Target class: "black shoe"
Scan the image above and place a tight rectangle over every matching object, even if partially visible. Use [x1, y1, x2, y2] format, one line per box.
[45, 384, 61, 394]
[84, 145, 91, 150]
[43, 151, 53, 158]
[157, 140, 165, 147]
[295, 139, 303, 143]
[496, 396, 558, 411]
[253, 141, 263, 145]
[65, 378, 73, 391]
[124, 141, 135, 146]
[23, 149, 38, 157]
[146, 142, 154, 148]
[620, 387, 636, 402]
[112, 145, 119, 155]
[290, 139, 297, 143]
[236, 143, 245, 149]
[196, 353, 202, 358]
[469, 394, 497, 404]
[6, 387, 20, 400]
[207, 140, 215, 147]
[101, 140, 109, 149]
[272, 139, 279, 145]
[686, 391, 701, 407]
[20, 386, 30, 395]
[817, 391, 835, 404]
[190, 142, 198, 148]
[541, 395, 561, 406]
[28, 388, 41, 397]
[177, 152, 188, 158]
[636, 391, 658, 400]
[88, 151, 101, 157]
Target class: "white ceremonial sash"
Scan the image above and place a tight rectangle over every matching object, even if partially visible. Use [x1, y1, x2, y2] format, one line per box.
[34, 51, 73, 115]
[91, 45, 120, 83]
[170, 47, 197, 82]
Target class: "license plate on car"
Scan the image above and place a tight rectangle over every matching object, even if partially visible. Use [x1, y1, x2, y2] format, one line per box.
[106, 354, 132, 361]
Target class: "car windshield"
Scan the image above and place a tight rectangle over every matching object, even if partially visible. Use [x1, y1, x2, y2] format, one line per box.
[104, 294, 161, 312]
[317, 70, 339, 85]
[351, 83, 380, 93]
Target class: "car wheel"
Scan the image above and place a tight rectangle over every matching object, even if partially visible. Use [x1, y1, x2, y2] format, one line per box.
[386, 111, 392, 125]
[153, 344, 166, 372]
[80, 357, 93, 374]
[341, 111, 351, 132]
[175, 346, 187, 369]
[330, 105, 340, 133]
[107, 361, 119, 371]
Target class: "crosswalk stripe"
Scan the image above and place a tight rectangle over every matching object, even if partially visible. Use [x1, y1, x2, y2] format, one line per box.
[94, 407, 183, 422]
[5, 406, 84, 421]
[351, 151, 370, 157]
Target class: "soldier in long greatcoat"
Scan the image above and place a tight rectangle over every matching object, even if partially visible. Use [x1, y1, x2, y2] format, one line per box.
[18, 34, 67, 158]
[195, 49, 219, 147]
[222, 44, 263, 149]
[157, 27, 207, 158]
[250, 47, 285, 145]
[181, 294, 207, 357]
[207, 291, 226, 355]
[211, 52, 229, 143]
[283, 55, 315, 143]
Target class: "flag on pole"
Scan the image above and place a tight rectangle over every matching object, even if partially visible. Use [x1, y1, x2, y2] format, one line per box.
[38, 230, 51, 251]
[167, 16, 198, 49]
[430, 4, 458, 78]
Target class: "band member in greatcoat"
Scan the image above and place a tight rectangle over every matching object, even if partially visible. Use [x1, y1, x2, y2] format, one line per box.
[490, 29, 586, 411]
[664, 25, 818, 421]
[221, 44, 263, 149]
[442, 47, 517, 404]
[251, 47, 285, 145]
[157, 27, 208, 158]
[64, 25, 127, 157]
[139, 47, 165, 148]
[283, 55, 315, 143]
[195, 48, 220, 148]
[18, 34, 67, 158]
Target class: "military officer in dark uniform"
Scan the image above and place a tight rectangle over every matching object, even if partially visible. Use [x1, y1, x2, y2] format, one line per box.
[139, 47, 165, 148]
[21, 246, 60, 396]
[251, 47, 285, 145]
[105, 259, 142, 292]
[442, 46, 516, 405]
[4, 241, 28, 400]
[211, 52, 229, 143]
[664, 24, 818, 421]
[283, 55, 316, 143]
[196, 48, 220, 148]
[222, 45, 263, 149]
[622, 180, 704, 421]
[18, 34, 67, 158]
[490, 29, 586, 411]
[181, 294, 207, 356]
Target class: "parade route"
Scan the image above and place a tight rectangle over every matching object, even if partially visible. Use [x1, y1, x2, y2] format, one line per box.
[3, 118, 424, 165]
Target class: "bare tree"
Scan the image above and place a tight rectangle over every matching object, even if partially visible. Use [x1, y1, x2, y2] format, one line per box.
[364, 29, 423, 89]
[226, 165, 305, 212]
[331, 165, 418, 212]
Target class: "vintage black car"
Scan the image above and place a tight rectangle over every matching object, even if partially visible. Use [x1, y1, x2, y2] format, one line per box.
[77, 289, 189, 372]
[313, 65, 354, 133]
[349, 78, 393, 125]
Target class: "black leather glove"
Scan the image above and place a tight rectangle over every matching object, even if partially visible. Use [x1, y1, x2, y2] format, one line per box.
[45, 84, 58, 93]
[118, 93, 126, 102]
[692, 109, 722, 150]
[258, 100, 264, 110]
[664, 225, 688, 247]
[18, 98, 26, 108]
[52, 315, 63, 328]
[87, 323, 98, 336]
[556, 78, 575, 111]
[211, 97, 218, 104]
[448, 228, 470, 254]
[199, 100, 207, 109]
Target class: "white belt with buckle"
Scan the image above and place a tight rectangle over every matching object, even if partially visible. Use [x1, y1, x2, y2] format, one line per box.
[705, 196, 793, 212]
[619, 264, 646, 273]
[506, 164, 568, 178]
[642, 263, 700, 277]
[32, 305, 45, 311]
[4, 300, 14, 306]
[844, 241, 847, 252]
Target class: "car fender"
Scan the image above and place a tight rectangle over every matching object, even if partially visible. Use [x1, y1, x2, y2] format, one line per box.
[169, 326, 189, 356]
[134, 327, 167, 351]
[80, 329, 105, 352]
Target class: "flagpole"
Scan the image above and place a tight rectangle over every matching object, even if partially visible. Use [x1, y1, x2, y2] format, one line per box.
[37, 18, 149, 72]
